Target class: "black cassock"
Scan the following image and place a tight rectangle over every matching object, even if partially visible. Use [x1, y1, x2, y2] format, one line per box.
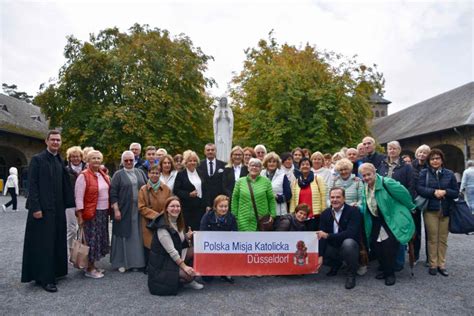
[21, 150, 74, 285]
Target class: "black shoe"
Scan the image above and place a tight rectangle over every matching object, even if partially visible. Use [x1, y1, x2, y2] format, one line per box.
[394, 265, 404, 272]
[221, 276, 235, 284]
[345, 275, 356, 289]
[438, 268, 449, 277]
[424, 261, 430, 268]
[42, 283, 58, 293]
[385, 275, 396, 286]
[428, 268, 437, 276]
[375, 272, 385, 280]
[326, 267, 339, 277]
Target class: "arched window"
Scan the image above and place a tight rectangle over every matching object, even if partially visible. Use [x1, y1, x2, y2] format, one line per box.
[381, 110, 385, 116]
[375, 111, 380, 117]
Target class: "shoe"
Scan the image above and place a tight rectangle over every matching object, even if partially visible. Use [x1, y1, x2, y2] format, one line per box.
[1, 205, 5, 212]
[85, 270, 104, 279]
[42, 283, 58, 293]
[326, 267, 339, 277]
[385, 275, 396, 286]
[184, 280, 204, 290]
[356, 265, 367, 276]
[428, 268, 437, 276]
[424, 261, 430, 268]
[394, 265, 404, 272]
[438, 268, 449, 277]
[345, 275, 356, 289]
[221, 276, 235, 284]
[96, 268, 105, 273]
[118, 267, 126, 273]
[375, 272, 385, 280]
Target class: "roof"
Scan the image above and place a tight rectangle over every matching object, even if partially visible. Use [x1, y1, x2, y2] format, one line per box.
[0, 94, 49, 139]
[371, 82, 474, 144]
[370, 93, 391, 105]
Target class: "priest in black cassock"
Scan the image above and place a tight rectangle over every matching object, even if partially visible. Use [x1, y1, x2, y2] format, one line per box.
[21, 130, 74, 293]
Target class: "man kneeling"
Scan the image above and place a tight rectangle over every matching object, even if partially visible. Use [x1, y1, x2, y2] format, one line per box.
[317, 187, 361, 289]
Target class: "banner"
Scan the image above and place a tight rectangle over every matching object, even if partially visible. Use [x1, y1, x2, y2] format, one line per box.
[194, 231, 318, 276]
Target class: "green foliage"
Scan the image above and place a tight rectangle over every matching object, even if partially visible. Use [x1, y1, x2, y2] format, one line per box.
[2, 83, 33, 103]
[230, 35, 385, 153]
[34, 23, 215, 163]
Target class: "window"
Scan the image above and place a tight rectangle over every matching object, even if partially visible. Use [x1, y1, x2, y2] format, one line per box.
[1, 104, 7, 112]
[375, 111, 380, 117]
[381, 110, 385, 116]
[30, 115, 42, 122]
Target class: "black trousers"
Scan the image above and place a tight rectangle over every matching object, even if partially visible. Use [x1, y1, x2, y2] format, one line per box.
[5, 187, 17, 210]
[324, 239, 359, 274]
[370, 215, 399, 277]
[305, 216, 320, 231]
[412, 209, 422, 261]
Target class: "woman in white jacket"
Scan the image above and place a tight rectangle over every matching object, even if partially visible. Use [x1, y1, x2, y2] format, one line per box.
[3, 167, 19, 211]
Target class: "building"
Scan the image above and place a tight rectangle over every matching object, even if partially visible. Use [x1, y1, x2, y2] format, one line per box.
[0, 94, 49, 191]
[370, 93, 391, 119]
[371, 82, 473, 174]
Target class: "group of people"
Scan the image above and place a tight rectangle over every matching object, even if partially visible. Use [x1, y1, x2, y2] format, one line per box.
[19, 130, 468, 295]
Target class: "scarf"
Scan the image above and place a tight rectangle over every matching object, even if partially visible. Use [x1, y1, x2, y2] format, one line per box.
[148, 179, 161, 192]
[298, 171, 314, 188]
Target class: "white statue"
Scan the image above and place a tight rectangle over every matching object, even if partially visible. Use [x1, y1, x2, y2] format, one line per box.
[213, 97, 233, 162]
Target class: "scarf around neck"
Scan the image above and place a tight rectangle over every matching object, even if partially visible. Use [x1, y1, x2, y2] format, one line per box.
[298, 171, 314, 188]
[148, 179, 161, 192]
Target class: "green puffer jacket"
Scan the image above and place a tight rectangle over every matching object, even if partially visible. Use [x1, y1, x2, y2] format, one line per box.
[231, 175, 276, 231]
[360, 175, 416, 245]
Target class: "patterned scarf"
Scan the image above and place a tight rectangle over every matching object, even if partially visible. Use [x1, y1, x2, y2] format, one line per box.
[148, 179, 161, 192]
[298, 171, 314, 188]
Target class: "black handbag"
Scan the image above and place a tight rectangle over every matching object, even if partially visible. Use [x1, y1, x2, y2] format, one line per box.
[448, 196, 474, 234]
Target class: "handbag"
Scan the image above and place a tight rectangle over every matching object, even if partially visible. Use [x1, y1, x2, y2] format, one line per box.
[247, 178, 274, 231]
[414, 171, 429, 211]
[70, 228, 90, 269]
[448, 195, 474, 234]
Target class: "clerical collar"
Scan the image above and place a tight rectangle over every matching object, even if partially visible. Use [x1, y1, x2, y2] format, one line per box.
[47, 148, 58, 156]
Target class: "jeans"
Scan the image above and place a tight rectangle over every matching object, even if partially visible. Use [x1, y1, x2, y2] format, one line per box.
[324, 239, 359, 274]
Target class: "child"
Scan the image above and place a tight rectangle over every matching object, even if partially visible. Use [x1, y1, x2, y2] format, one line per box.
[199, 195, 237, 283]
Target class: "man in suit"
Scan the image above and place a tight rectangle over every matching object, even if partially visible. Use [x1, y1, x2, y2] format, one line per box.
[316, 187, 361, 289]
[198, 143, 226, 210]
[129, 142, 144, 169]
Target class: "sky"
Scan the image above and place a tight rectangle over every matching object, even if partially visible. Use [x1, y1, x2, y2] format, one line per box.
[0, 0, 472, 114]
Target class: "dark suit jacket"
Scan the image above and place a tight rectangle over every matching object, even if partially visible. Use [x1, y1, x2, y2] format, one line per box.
[319, 203, 361, 256]
[198, 158, 226, 207]
[222, 165, 249, 197]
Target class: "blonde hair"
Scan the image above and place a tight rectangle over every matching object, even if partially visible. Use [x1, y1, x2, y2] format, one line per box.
[86, 150, 103, 162]
[335, 158, 353, 172]
[213, 195, 229, 210]
[415, 144, 431, 157]
[358, 162, 376, 174]
[66, 146, 83, 161]
[183, 150, 199, 165]
[227, 146, 244, 167]
[83, 147, 95, 161]
[262, 151, 282, 169]
[310, 151, 324, 162]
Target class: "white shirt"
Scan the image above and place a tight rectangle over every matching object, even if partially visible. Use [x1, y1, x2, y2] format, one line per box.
[187, 169, 202, 198]
[332, 205, 344, 234]
[207, 158, 216, 177]
[233, 164, 242, 182]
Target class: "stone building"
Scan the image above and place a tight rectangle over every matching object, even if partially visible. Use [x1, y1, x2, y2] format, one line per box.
[371, 82, 473, 174]
[370, 93, 391, 119]
[0, 94, 48, 191]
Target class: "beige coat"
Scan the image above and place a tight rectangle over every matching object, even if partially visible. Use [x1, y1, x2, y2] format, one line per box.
[138, 183, 171, 249]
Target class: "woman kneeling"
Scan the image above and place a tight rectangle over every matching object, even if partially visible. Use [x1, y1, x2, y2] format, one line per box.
[148, 197, 203, 295]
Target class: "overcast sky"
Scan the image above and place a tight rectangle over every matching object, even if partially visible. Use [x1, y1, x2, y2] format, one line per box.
[1, 0, 472, 114]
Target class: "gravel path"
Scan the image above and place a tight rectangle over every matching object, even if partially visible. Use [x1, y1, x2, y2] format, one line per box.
[1, 196, 473, 315]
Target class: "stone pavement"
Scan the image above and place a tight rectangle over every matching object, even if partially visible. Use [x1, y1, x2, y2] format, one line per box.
[0, 196, 473, 315]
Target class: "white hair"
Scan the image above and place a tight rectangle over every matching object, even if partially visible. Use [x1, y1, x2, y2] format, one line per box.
[254, 144, 267, 154]
[157, 148, 168, 155]
[248, 158, 262, 167]
[129, 142, 141, 150]
[121, 150, 135, 165]
[387, 140, 401, 150]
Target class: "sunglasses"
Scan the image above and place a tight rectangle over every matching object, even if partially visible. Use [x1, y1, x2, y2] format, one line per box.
[124, 159, 134, 163]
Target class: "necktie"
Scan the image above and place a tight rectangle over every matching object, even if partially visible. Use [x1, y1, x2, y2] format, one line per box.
[209, 161, 214, 176]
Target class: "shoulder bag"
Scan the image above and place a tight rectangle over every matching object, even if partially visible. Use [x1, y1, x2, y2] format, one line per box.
[247, 178, 274, 231]
[449, 195, 474, 234]
[70, 228, 90, 269]
[414, 171, 429, 211]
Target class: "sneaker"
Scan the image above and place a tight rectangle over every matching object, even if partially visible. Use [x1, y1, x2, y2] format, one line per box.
[184, 280, 204, 290]
[85, 270, 104, 279]
[96, 268, 105, 273]
[118, 267, 126, 273]
[356, 265, 368, 276]
[2, 205, 6, 212]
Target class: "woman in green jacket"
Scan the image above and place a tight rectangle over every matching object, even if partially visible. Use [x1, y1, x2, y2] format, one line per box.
[359, 163, 415, 286]
[232, 158, 276, 231]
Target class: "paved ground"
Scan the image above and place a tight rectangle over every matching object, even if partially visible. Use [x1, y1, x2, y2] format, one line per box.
[1, 196, 473, 315]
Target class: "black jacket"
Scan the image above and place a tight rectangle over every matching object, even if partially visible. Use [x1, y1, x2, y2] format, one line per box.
[275, 213, 307, 231]
[148, 217, 189, 296]
[416, 167, 459, 215]
[173, 169, 208, 231]
[363, 152, 386, 171]
[222, 165, 248, 197]
[318, 203, 361, 256]
[378, 158, 415, 198]
[199, 211, 237, 231]
[198, 159, 226, 207]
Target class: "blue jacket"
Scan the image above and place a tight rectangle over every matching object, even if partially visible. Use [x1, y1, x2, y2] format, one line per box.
[416, 167, 459, 215]
[378, 158, 415, 198]
[199, 211, 237, 231]
[363, 152, 386, 171]
[318, 203, 361, 257]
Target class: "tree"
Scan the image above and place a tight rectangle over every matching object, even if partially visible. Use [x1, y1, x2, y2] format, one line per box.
[230, 35, 385, 153]
[34, 24, 215, 163]
[2, 83, 33, 103]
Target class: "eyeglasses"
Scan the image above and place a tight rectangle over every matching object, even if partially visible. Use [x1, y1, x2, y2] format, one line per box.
[430, 157, 441, 161]
[123, 159, 134, 163]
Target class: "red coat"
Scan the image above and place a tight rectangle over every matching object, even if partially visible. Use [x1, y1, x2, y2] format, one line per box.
[81, 168, 110, 221]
